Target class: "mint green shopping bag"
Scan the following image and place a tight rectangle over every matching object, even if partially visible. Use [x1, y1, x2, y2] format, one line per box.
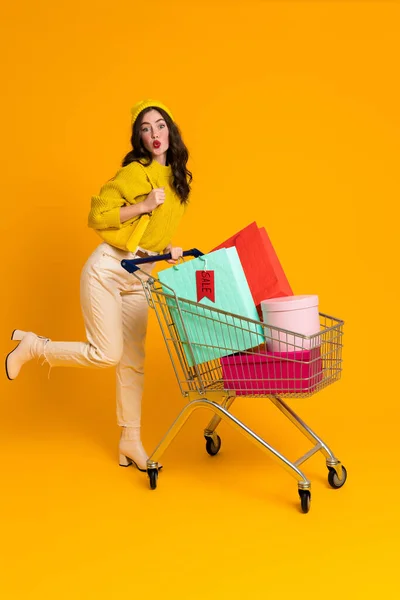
[157, 247, 264, 367]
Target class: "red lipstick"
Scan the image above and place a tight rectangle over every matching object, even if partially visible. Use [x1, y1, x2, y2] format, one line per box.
[153, 140, 161, 149]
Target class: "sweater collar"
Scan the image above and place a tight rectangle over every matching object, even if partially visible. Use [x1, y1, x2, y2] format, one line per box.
[146, 159, 172, 179]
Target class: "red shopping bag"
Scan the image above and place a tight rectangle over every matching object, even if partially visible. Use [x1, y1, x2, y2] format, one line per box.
[211, 221, 293, 307]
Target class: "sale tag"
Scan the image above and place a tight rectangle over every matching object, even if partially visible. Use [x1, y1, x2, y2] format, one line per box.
[196, 270, 215, 302]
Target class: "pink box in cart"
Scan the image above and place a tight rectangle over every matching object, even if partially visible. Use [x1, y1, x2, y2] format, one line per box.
[221, 348, 323, 395]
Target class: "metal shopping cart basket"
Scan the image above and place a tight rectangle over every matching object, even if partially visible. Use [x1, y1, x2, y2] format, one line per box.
[122, 249, 346, 513]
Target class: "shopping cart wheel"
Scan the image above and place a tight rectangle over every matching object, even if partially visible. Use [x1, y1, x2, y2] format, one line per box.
[328, 465, 347, 489]
[299, 490, 311, 513]
[205, 435, 221, 456]
[148, 468, 158, 490]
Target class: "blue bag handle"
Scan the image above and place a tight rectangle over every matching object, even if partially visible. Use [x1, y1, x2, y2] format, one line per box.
[121, 248, 204, 273]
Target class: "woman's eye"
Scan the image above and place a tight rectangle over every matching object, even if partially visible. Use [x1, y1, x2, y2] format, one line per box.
[159, 124, 165, 129]
[142, 127, 149, 133]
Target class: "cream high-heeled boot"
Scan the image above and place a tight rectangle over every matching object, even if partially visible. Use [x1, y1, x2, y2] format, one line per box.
[5, 330, 49, 380]
[119, 427, 162, 472]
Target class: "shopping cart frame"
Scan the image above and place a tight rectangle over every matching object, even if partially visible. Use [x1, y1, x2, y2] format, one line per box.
[121, 252, 347, 513]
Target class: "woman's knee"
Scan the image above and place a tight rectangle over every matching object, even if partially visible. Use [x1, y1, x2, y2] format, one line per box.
[92, 344, 123, 367]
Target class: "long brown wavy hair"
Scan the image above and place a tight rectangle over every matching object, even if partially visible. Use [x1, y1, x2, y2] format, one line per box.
[122, 106, 192, 203]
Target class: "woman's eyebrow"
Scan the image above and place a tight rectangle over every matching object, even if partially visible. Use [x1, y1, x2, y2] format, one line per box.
[141, 119, 166, 126]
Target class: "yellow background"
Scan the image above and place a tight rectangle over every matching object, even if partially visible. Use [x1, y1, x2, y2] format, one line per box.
[1, 1, 399, 598]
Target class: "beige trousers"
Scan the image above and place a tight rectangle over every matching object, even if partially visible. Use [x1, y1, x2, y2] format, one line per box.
[44, 242, 155, 427]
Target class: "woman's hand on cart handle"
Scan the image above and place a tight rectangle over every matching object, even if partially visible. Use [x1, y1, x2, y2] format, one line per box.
[163, 243, 183, 264]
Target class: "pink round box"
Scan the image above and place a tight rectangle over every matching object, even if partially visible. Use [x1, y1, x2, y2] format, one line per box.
[261, 295, 320, 353]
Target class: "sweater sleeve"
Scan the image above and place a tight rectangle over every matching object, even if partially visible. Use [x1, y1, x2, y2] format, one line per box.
[88, 162, 151, 230]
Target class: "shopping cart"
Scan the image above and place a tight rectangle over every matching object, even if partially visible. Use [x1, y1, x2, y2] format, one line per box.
[121, 250, 346, 513]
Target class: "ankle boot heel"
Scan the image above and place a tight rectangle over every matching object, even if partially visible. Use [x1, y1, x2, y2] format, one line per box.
[119, 453, 132, 467]
[11, 329, 27, 341]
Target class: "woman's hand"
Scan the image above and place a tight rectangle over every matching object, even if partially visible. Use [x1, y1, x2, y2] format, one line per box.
[141, 187, 165, 213]
[164, 244, 183, 264]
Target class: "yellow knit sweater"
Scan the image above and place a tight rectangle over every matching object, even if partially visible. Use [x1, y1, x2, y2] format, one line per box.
[88, 160, 187, 253]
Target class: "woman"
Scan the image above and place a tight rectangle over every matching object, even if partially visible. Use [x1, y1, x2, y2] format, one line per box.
[5, 99, 192, 472]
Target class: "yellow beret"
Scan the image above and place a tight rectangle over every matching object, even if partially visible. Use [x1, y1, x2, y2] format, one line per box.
[130, 99, 174, 127]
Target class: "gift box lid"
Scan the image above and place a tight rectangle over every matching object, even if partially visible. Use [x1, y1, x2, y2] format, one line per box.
[222, 348, 320, 366]
[261, 295, 319, 313]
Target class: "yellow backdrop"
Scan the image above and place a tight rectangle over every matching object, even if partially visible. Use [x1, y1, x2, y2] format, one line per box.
[1, 1, 399, 598]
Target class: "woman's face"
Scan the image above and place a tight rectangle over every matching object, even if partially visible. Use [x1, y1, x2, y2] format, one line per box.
[140, 109, 170, 163]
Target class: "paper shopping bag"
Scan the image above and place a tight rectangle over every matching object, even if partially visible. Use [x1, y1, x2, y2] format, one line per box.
[158, 247, 264, 367]
[211, 222, 293, 306]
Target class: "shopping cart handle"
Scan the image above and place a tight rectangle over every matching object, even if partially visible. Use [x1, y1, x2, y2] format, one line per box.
[121, 248, 204, 273]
